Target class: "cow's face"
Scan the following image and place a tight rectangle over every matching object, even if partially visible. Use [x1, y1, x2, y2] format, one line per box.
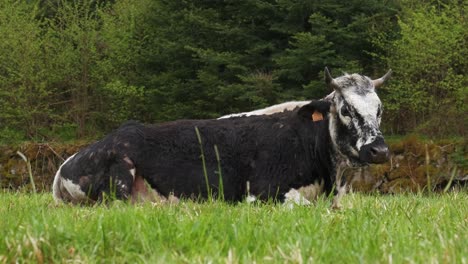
[325, 68, 391, 166]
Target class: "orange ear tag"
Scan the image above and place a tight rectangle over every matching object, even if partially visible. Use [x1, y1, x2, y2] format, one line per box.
[312, 111, 323, 122]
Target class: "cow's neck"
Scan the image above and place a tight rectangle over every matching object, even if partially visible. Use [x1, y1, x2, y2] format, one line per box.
[326, 109, 353, 207]
[327, 102, 354, 165]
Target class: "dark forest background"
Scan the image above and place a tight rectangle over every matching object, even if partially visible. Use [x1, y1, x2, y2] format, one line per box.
[0, 0, 466, 143]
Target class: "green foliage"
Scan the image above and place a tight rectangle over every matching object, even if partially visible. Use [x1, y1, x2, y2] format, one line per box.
[45, 0, 105, 137]
[450, 143, 468, 171]
[0, 1, 51, 139]
[0, 127, 25, 145]
[0, 0, 464, 140]
[217, 71, 282, 114]
[275, 32, 335, 84]
[97, 81, 145, 126]
[374, 0, 467, 136]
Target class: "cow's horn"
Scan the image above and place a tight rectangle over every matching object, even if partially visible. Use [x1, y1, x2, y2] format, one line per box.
[324, 67, 339, 90]
[373, 69, 392, 88]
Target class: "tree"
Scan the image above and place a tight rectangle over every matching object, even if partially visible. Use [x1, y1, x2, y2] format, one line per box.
[375, 0, 467, 135]
[0, 1, 50, 141]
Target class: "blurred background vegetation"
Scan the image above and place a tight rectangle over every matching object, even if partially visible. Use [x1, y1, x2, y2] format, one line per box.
[0, 0, 466, 143]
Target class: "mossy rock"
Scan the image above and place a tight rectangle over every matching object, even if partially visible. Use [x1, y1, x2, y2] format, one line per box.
[347, 166, 387, 192]
[381, 178, 420, 193]
[389, 141, 405, 155]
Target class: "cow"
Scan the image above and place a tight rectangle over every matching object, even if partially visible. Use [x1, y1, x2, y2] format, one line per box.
[53, 67, 391, 208]
[218, 69, 392, 207]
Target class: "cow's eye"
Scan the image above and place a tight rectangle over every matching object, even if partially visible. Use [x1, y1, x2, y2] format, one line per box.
[341, 105, 351, 117]
[377, 107, 382, 117]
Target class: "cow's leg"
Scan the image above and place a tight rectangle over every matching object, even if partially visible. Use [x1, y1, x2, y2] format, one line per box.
[283, 189, 311, 208]
[99, 157, 136, 201]
[130, 175, 175, 203]
[282, 180, 326, 208]
[332, 163, 347, 209]
[297, 180, 325, 201]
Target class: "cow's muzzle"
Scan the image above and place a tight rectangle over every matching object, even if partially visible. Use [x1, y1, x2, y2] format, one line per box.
[359, 137, 389, 164]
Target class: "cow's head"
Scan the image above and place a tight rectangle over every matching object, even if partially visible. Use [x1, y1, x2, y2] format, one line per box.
[299, 68, 391, 166]
[327, 67, 391, 165]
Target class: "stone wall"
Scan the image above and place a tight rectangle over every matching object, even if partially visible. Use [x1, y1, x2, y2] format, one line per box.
[346, 137, 467, 193]
[0, 142, 88, 192]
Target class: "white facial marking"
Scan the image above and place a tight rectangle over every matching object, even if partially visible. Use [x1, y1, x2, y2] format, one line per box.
[129, 168, 136, 179]
[344, 92, 380, 118]
[338, 88, 382, 151]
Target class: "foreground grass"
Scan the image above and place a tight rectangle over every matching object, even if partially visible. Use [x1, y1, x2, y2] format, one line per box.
[0, 192, 467, 263]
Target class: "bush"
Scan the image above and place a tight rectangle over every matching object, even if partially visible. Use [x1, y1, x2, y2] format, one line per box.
[375, 1, 467, 136]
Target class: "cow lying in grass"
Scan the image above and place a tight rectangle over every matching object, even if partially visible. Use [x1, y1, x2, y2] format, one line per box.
[219, 69, 392, 207]
[53, 68, 391, 208]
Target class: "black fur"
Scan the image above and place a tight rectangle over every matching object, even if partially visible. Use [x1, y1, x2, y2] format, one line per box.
[57, 101, 336, 202]
[59, 121, 146, 201]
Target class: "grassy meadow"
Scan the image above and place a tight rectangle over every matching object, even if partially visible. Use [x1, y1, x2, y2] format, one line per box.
[1, 191, 467, 263]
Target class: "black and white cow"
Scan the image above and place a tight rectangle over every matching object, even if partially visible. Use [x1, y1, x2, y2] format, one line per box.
[53, 68, 391, 207]
[218, 69, 392, 206]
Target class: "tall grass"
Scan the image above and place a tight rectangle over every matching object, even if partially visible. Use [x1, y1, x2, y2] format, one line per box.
[194, 127, 225, 201]
[16, 151, 36, 193]
[214, 145, 224, 201]
[0, 191, 466, 263]
[194, 126, 211, 200]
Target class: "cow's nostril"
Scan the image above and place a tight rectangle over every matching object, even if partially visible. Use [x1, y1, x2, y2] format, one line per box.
[370, 147, 379, 156]
[369, 145, 389, 163]
[359, 137, 389, 164]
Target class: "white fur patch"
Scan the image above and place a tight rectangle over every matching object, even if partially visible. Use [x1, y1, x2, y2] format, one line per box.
[283, 189, 311, 208]
[218, 101, 310, 119]
[52, 153, 77, 202]
[246, 195, 257, 203]
[62, 178, 87, 200]
[344, 92, 380, 119]
[328, 108, 345, 159]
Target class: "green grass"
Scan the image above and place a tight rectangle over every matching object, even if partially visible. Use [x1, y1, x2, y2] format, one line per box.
[1, 192, 467, 263]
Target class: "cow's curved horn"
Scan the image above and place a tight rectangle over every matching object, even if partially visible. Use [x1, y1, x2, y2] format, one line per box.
[324, 67, 339, 90]
[373, 69, 392, 88]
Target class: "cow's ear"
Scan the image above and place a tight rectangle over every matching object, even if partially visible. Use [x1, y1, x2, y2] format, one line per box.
[297, 100, 331, 121]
